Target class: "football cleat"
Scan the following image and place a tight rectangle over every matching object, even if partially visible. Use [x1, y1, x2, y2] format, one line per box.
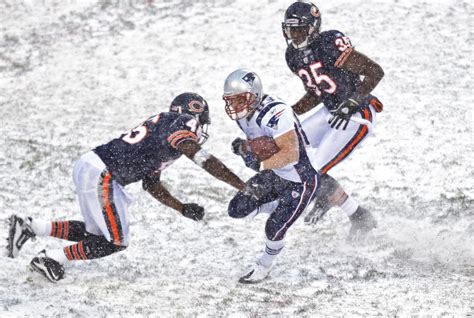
[30, 250, 65, 282]
[304, 201, 331, 225]
[347, 207, 377, 241]
[238, 262, 272, 284]
[7, 215, 36, 258]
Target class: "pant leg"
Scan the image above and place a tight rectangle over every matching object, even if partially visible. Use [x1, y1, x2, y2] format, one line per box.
[265, 174, 319, 241]
[300, 105, 332, 149]
[73, 151, 132, 247]
[311, 106, 376, 174]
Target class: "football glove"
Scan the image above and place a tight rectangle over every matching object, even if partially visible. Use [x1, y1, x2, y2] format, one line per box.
[328, 98, 359, 130]
[182, 203, 204, 221]
[231, 137, 260, 172]
[231, 138, 247, 156]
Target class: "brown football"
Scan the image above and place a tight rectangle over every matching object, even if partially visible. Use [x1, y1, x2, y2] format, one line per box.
[246, 136, 280, 161]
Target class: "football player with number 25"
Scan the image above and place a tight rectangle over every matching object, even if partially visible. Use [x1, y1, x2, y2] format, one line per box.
[282, 1, 384, 239]
[224, 69, 320, 284]
[7, 92, 259, 283]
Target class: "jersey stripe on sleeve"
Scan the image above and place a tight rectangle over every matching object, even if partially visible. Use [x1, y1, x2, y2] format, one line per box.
[334, 47, 353, 68]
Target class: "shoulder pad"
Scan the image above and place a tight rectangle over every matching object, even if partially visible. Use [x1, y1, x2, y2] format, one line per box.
[321, 30, 346, 41]
[256, 98, 287, 128]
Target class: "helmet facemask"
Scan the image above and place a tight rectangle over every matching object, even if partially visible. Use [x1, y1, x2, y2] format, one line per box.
[223, 92, 257, 120]
[282, 2, 321, 49]
[282, 23, 317, 49]
[197, 117, 210, 145]
[169, 92, 211, 145]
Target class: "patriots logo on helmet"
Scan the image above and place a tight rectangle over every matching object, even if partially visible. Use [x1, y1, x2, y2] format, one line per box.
[242, 73, 256, 86]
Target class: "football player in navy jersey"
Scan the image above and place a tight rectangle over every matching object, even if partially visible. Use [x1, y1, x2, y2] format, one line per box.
[282, 1, 384, 239]
[7, 92, 255, 282]
[224, 69, 320, 283]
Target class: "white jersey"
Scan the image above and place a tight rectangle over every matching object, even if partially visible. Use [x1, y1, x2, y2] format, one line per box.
[237, 94, 317, 183]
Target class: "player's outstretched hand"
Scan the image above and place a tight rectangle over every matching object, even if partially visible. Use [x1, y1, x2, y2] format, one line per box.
[328, 98, 359, 130]
[182, 203, 205, 221]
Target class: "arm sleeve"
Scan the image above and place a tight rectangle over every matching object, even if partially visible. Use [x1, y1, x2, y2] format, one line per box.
[167, 115, 198, 149]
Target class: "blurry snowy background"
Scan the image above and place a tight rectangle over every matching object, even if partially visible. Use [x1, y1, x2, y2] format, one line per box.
[0, 0, 472, 316]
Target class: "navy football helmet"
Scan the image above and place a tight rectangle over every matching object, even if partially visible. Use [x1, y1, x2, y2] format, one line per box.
[170, 92, 210, 144]
[282, 1, 321, 49]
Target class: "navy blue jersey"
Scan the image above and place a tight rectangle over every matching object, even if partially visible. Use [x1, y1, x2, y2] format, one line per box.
[94, 112, 199, 186]
[286, 30, 362, 111]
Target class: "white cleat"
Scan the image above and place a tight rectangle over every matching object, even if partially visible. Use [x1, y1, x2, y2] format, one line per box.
[238, 262, 272, 284]
[6, 215, 36, 258]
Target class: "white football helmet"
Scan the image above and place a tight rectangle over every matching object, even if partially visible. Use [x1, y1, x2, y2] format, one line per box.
[223, 69, 263, 120]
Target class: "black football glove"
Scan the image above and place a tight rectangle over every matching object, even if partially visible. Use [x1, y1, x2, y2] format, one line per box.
[182, 203, 204, 221]
[243, 180, 266, 201]
[231, 138, 246, 156]
[328, 98, 359, 130]
[242, 153, 261, 172]
[231, 137, 261, 172]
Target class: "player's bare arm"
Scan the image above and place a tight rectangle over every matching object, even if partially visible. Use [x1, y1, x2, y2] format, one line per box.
[292, 90, 321, 115]
[340, 49, 384, 102]
[143, 172, 183, 212]
[177, 140, 247, 192]
[143, 172, 204, 221]
[261, 129, 299, 170]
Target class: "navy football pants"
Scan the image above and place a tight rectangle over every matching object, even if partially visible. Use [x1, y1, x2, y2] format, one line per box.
[228, 170, 319, 241]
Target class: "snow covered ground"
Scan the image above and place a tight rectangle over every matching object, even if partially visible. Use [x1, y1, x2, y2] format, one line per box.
[0, 0, 472, 316]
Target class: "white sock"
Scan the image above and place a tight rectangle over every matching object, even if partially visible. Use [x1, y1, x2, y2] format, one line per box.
[258, 239, 285, 268]
[340, 196, 359, 216]
[46, 249, 68, 264]
[31, 219, 52, 237]
[247, 200, 279, 219]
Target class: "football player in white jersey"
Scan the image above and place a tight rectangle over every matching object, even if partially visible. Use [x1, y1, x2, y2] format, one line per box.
[223, 69, 320, 283]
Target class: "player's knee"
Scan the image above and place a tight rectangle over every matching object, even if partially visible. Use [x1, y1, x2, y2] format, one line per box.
[228, 194, 252, 219]
[228, 198, 245, 218]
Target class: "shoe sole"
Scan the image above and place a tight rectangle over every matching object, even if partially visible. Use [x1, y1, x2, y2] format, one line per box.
[6, 215, 19, 258]
[238, 269, 270, 284]
[238, 277, 264, 284]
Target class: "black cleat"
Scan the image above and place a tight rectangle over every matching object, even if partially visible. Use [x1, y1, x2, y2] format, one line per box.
[347, 207, 377, 241]
[30, 250, 65, 282]
[7, 215, 36, 258]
